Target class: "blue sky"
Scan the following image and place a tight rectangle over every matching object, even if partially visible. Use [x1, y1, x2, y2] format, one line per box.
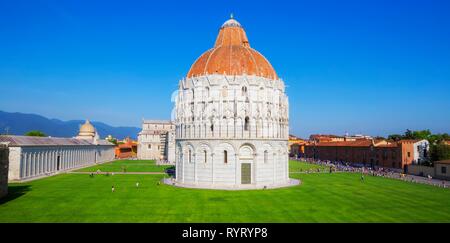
[0, 0, 449, 138]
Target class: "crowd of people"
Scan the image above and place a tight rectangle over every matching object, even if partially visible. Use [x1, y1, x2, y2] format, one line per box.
[292, 157, 449, 189]
[156, 159, 173, 165]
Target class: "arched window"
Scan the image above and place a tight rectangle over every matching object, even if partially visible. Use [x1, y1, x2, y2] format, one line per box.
[264, 150, 268, 163]
[224, 150, 228, 164]
[188, 150, 192, 163]
[204, 150, 207, 163]
[242, 86, 247, 96]
[244, 116, 250, 131]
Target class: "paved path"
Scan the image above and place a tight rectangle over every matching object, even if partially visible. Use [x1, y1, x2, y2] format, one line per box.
[68, 171, 167, 175]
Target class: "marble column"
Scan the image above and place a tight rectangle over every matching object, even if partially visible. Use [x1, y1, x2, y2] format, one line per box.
[194, 153, 197, 183]
[273, 152, 276, 184]
[211, 152, 215, 185]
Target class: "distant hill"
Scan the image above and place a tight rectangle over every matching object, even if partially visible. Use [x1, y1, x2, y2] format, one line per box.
[0, 111, 140, 140]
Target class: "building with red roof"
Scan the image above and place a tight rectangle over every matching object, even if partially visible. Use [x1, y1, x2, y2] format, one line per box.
[304, 139, 429, 170]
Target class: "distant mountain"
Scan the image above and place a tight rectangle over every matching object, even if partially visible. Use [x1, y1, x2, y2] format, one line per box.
[0, 111, 140, 140]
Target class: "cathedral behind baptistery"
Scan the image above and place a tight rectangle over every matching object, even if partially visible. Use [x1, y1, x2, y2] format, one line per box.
[172, 16, 297, 189]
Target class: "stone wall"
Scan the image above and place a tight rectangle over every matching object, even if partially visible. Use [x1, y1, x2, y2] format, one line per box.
[434, 163, 450, 180]
[0, 144, 9, 198]
[407, 164, 435, 177]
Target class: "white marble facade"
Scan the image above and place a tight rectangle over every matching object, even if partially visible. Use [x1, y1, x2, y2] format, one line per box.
[137, 120, 175, 162]
[7, 145, 114, 181]
[1, 120, 115, 181]
[174, 74, 290, 188]
[173, 17, 291, 189]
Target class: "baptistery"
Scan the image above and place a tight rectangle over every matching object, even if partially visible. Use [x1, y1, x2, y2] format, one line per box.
[173, 16, 293, 189]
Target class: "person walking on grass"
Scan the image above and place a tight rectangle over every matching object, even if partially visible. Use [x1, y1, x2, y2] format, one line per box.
[360, 174, 365, 182]
[111, 185, 115, 193]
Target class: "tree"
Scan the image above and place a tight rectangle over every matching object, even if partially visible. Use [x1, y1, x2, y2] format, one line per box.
[402, 129, 431, 140]
[412, 130, 431, 140]
[404, 129, 414, 139]
[386, 129, 450, 163]
[25, 130, 47, 137]
[430, 144, 450, 162]
[388, 134, 402, 141]
[428, 133, 450, 145]
[388, 129, 433, 141]
[107, 138, 118, 145]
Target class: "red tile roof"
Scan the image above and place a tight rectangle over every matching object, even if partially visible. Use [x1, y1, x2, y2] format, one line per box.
[187, 18, 278, 80]
[311, 140, 373, 147]
[309, 139, 398, 148]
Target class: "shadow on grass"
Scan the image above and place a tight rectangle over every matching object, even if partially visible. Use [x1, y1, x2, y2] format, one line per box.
[0, 185, 31, 205]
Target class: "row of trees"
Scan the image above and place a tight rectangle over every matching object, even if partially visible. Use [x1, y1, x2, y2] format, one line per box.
[386, 129, 450, 163]
[25, 130, 47, 137]
[387, 129, 450, 145]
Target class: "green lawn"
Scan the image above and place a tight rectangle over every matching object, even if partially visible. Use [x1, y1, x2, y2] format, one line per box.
[75, 159, 172, 173]
[1, 160, 450, 222]
[289, 160, 329, 172]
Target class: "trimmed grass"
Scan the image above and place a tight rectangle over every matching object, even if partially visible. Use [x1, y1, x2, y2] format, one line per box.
[289, 160, 329, 172]
[75, 159, 172, 173]
[0, 160, 449, 222]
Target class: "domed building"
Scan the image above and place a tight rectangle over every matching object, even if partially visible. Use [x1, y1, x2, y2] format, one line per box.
[173, 16, 295, 189]
[1, 119, 115, 182]
[76, 120, 97, 140]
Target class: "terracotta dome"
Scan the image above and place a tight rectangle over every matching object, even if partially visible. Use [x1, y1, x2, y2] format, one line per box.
[187, 17, 278, 80]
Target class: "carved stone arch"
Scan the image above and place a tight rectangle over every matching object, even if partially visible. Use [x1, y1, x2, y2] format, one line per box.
[184, 142, 195, 154]
[239, 143, 257, 157]
[260, 143, 273, 163]
[214, 142, 237, 157]
[183, 142, 195, 164]
[196, 142, 212, 153]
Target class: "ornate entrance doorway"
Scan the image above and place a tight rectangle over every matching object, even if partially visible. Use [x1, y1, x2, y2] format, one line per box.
[241, 163, 251, 184]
